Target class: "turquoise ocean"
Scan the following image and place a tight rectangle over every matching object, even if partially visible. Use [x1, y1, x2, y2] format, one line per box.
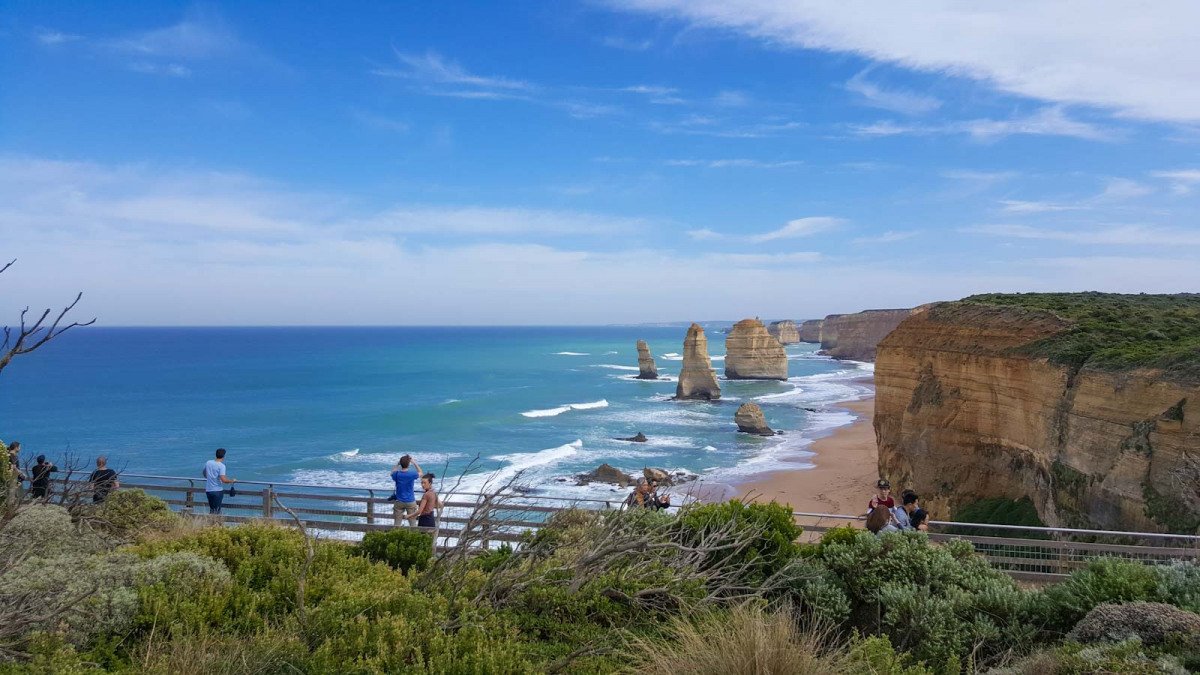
[0, 327, 872, 501]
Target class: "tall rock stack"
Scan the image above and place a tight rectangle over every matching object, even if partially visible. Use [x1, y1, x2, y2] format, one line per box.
[674, 323, 721, 400]
[635, 339, 658, 380]
[767, 320, 801, 345]
[725, 319, 788, 380]
[798, 319, 823, 343]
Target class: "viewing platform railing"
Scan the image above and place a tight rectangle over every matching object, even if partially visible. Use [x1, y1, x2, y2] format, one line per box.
[49, 473, 1200, 583]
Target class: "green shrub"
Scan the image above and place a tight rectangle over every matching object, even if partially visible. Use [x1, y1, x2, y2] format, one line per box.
[949, 497, 1047, 539]
[0, 504, 102, 561]
[359, 527, 433, 573]
[990, 638, 1189, 675]
[1033, 558, 1164, 635]
[1068, 601, 1200, 650]
[1155, 560, 1200, 613]
[677, 500, 801, 582]
[96, 488, 179, 539]
[474, 542, 514, 572]
[844, 634, 935, 675]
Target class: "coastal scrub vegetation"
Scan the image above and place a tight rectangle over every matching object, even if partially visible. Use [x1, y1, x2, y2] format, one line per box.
[959, 292, 1200, 378]
[0, 491, 1198, 673]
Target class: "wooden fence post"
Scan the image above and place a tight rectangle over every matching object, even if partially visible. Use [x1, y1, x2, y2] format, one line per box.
[367, 496, 376, 526]
[263, 486, 274, 519]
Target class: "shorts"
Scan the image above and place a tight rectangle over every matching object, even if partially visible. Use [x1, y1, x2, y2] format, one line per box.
[206, 490, 224, 514]
[397, 501, 417, 513]
[417, 513, 436, 528]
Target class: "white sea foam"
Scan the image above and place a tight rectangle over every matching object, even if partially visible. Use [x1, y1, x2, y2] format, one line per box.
[568, 399, 609, 410]
[703, 445, 718, 452]
[661, 352, 682, 360]
[331, 450, 462, 466]
[592, 364, 640, 371]
[441, 398, 462, 405]
[710, 355, 725, 361]
[521, 405, 572, 418]
[616, 373, 677, 382]
[340, 448, 360, 458]
[554, 351, 589, 356]
[604, 350, 618, 355]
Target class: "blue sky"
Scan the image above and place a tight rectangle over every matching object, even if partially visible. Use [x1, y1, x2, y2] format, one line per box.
[2, 1, 1199, 325]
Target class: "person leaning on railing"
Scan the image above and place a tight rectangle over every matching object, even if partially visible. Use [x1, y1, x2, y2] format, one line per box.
[202, 448, 237, 514]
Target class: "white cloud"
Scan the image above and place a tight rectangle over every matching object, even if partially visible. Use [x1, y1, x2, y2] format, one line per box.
[686, 228, 723, 240]
[665, 158, 801, 169]
[1097, 177, 1153, 200]
[607, 0, 1200, 123]
[999, 200, 1086, 214]
[713, 90, 751, 107]
[127, 62, 192, 77]
[1151, 169, 1200, 195]
[107, 7, 244, 60]
[601, 35, 654, 51]
[851, 107, 1111, 141]
[852, 230, 920, 244]
[376, 50, 532, 91]
[35, 29, 83, 46]
[357, 207, 648, 236]
[964, 223, 1200, 246]
[749, 217, 842, 243]
[845, 70, 941, 115]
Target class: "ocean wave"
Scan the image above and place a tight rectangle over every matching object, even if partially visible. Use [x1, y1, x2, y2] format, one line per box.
[554, 351, 589, 356]
[661, 352, 682, 360]
[441, 398, 462, 405]
[604, 350, 619, 355]
[616, 373, 677, 382]
[521, 405, 572, 418]
[458, 440, 585, 492]
[340, 448, 360, 458]
[703, 445, 718, 452]
[331, 450, 463, 466]
[710, 355, 725, 361]
[568, 399, 609, 410]
[591, 364, 640, 371]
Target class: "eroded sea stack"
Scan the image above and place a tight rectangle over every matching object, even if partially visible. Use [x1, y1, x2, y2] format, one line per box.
[820, 309, 913, 361]
[767, 320, 801, 345]
[725, 319, 788, 380]
[734, 402, 774, 435]
[674, 323, 721, 400]
[798, 319, 823, 343]
[875, 294, 1200, 533]
[636, 339, 658, 380]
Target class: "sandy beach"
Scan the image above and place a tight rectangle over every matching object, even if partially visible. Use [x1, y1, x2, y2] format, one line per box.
[738, 395, 878, 521]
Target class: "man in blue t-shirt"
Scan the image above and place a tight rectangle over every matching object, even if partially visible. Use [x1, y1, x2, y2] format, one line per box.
[391, 454, 422, 525]
[203, 447, 237, 514]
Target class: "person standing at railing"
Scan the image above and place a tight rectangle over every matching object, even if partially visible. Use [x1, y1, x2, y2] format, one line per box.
[6, 441, 25, 483]
[416, 473, 439, 529]
[203, 448, 237, 514]
[88, 455, 119, 504]
[390, 455, 422, 525]
[30, 454, 57, 499]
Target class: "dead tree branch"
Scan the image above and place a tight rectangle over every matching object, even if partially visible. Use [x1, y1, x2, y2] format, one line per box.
[0, 260, 96, 377]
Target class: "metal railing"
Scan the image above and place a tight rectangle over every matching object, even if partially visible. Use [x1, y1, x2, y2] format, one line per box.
[50, 473, 1200, 582]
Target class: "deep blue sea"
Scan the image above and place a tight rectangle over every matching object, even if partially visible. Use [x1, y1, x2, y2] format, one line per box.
[0, 327, 871, 501]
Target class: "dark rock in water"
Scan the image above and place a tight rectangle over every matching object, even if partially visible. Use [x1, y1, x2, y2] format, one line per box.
[735, 402, 775, 436]
[642, 467, 698, 487]
[803, 407, 818, 413]
[616, 432, 648, 443]
[577, 463, 635, 487]
[636, 339, 659, 379]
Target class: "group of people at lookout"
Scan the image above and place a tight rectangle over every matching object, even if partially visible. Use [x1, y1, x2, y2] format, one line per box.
[865, 478, 928, 533]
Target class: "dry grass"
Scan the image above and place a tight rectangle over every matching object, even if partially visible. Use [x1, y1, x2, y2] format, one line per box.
[628, 603, 845, 675]
[135, 625, 304, 675]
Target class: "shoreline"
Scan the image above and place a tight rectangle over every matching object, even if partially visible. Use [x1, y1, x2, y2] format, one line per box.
[734, 388, 878, 519]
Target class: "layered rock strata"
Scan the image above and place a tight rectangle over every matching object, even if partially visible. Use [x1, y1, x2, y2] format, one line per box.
[636, 339, 658, 379]
[734, 402, 774, 435]
[674, 323, 721, 400]
[798, 319, 823, 343]
[820, 309, 913, 361]
[767, 320, 801, 345]
[725, 319, 788, 380]
[875, 303, 1200, 533]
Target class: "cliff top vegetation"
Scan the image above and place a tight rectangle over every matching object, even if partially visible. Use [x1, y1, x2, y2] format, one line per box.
[959, 292, 1200, 378]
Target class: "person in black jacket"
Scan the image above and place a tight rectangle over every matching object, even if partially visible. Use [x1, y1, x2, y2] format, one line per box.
[30, 454, 57, 499]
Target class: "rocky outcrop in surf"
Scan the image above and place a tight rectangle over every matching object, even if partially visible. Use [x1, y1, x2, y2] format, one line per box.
[577, 463, 634, 487]
[644, 467, 698, 486]
[735, 402, 774, 435]
[616, 432, 648, 443]
[675, 323, 721, 400]
[767, 320, 801, 345]
[820, 309, 913, 361]
[799, 319, 823, 343]
[636, 340, 658, 379]
[725, 319, 788, 380]
[875, 295, 1200, 533]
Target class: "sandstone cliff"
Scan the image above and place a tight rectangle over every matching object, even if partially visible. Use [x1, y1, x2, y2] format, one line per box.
[675, 323, 721, 400]
[821, 309, 913, 361]
[798, 319, 823, 343]
[767, 320, 801, 345]
[636, 339, 658, 380]
[725, 319, 788, 380]
[875, 300, 1200, 533]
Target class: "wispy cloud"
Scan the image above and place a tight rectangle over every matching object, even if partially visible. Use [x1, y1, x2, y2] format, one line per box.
[713, 90, 751, 107]
[127, 62, 192, 77]
[356, 206, 649, 236]
[686, 228, 723, 240]
[1151, 169, 1200, 195]
[852, 230, 920, 244]
[600, 35, 653, 51]
[845, 70, 941, 115]
[107, 7, 245, 61]
[377, 50, 533, 92]
[851, 107, 1111, 141]
[1096, 177, 1152, 200]
[665, 158, 802, 169]
[749, 217, 842, 243]
[999, 200, 1087, 214]
[349, 109, 410, 134]
[35, 29, 83, 46]
[964, 223, 1200, 246]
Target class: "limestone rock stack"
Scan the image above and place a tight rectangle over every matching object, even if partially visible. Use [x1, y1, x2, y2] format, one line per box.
[724, 319, 788, 380]
[636, 339, 658, 379]
[798, 319, 823, 343]
[674, 323, 721, 400]
[734, 402, 774, 435]
[767, 320, 801, 345]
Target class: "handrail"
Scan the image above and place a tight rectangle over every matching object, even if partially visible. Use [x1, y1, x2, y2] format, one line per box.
[790, 512, 1200, 542]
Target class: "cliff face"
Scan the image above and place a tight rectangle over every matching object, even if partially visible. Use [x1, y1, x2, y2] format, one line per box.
[767, 320, 801, 345]
[675, 323, 721, 400]
[725, 319, 788, 380]
[875, 303, 1200, 533]
[636, 339, 658, 380]
[798, 319, 823, 343]
[821, 309, 913, 361]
